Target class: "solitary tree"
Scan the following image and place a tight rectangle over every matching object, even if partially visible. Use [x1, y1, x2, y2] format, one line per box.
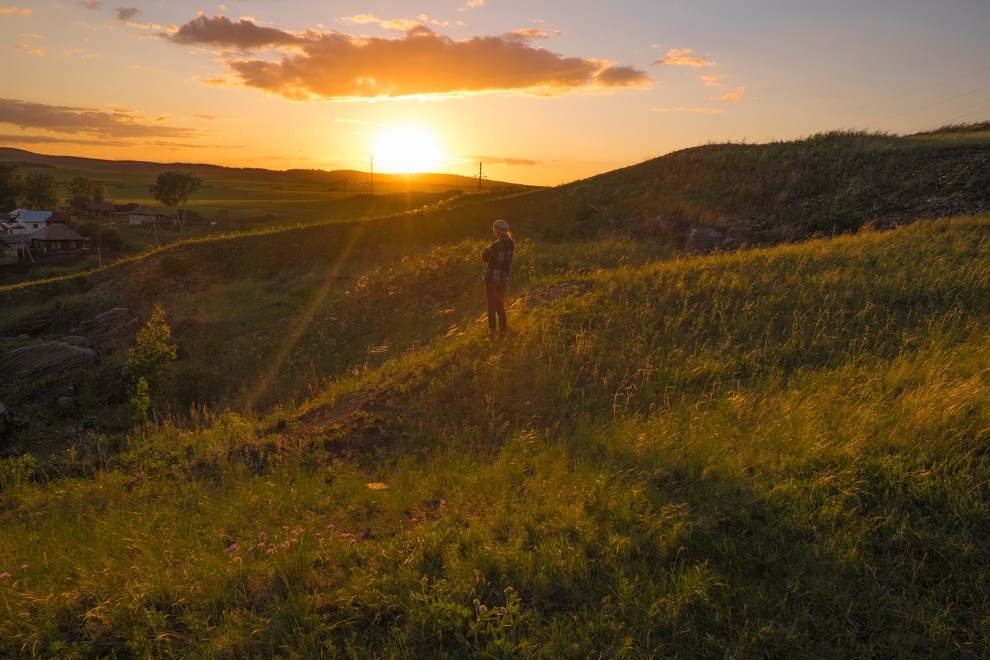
[65, 175, 106, 212]
[125, 302, 177, 422]
[150, 171, 202, 232]
[22, 172, 59, 210]
[0, 163, 23, 212]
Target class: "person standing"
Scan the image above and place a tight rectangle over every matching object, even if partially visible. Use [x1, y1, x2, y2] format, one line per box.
[482, 219, 514, 337]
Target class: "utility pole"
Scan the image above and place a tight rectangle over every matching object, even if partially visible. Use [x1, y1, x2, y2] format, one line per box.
[370, 155, 374, 195]
[477, 162, 487, 193]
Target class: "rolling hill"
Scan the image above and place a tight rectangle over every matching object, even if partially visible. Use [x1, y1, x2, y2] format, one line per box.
[2, 125, 990, 656]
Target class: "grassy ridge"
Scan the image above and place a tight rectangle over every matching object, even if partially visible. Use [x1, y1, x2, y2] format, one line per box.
[3, 217, 990, 655]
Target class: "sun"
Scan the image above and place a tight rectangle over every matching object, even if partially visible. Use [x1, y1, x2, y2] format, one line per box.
[371, 124, 445, 174]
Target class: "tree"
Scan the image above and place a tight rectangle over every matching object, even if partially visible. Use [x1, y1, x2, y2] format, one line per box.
[22, 172, 59, 210]
[65, 175, 105, 212]
[125, 302, 178, 422]
[150, 171, 202, 232]
[0, 163, 23, 212]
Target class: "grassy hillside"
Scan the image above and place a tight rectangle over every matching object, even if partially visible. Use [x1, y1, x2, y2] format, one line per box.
[2, 126, 990, 655]
[4, 215, 990, 655]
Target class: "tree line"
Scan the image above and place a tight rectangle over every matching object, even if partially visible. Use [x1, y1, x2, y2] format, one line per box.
[0, 163, 202, 223]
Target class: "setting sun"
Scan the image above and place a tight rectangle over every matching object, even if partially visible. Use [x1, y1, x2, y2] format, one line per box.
[371, 125, 445, 174]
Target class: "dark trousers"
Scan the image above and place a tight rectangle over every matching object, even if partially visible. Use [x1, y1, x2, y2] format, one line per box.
[486, 279, 507, 333]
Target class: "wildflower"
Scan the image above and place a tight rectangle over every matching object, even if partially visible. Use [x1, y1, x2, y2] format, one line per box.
[314, 532, 322, 538]
[410, 517, 419, 523]
[225, 543, 238, 553]
[258, 531, 267, 539]
[349, 538, 357, 544]
[232, 556, 242, 563]
[257, 542, 266, 548]
[439, 499, 447, 508]
[327, 523, 335, 530]
[340, 532, 352, 538]
[0, 572, 10, 579]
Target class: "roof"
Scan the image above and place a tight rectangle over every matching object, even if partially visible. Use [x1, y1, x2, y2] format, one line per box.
[0, 237, 14, 249]
[12, 210, 54, 224]
[30, 224, 86, 242]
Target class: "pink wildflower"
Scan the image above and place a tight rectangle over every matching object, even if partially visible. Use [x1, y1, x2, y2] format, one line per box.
[327, 523, 335, 530]
[258, 531, 267, 539]
[410, 517, 419, 523]
[225, 543, 238, 553]
[0, 572, 10, 579]
[314, 532, 322, 538]
[439, 499, 447, 508]
[232, 556, 242, 563]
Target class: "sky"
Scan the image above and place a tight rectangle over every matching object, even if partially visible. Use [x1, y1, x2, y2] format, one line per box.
[2, 1, 989, 187]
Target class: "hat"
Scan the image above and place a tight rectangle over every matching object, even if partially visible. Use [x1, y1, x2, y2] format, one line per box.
[493, 219, 509, 233]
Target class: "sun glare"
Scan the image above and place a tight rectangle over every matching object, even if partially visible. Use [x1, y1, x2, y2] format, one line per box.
[371, 125, 445, 173]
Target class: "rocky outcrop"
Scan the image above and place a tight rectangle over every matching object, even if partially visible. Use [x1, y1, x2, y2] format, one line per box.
[0, 341, 97, 385]
[69, 307, 141, 349]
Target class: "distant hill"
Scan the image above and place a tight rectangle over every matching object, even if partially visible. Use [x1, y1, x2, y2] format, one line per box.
[0, 147, 526, 190]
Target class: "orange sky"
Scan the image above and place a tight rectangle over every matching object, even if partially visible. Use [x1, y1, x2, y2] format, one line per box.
[2, 1, 989, 186]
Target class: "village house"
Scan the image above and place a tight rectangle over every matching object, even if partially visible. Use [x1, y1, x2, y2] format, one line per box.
[29, 223, 87, 256]
[0, 210, 73, 258]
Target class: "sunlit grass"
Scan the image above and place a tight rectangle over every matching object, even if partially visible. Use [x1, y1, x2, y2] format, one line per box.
[4, 216, 990, 654]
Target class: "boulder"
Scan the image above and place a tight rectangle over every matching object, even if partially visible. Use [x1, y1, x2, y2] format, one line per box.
[0, 341, 97, 385]
[60, 335, 92, 349]
[70, 307, 141, 348]
[684, 226, 728, 254]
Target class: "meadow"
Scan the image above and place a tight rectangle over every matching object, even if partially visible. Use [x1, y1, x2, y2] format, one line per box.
[2, 128, 990, 656]
[3, 214, 990, 656]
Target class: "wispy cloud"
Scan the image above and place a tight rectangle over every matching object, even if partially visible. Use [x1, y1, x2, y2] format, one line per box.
[473, 156, 537, 166]
[654, 48, 716, 67]
[80, 1, 101, 9]
[0, 7, 30, 16]
[160, 14, 650, 101]
[0, 98, 204, 141]
[718, 86, 746, 102]
[651, 106, 723, 114]
[15, 43, 44, 57]
[701, 74, 727, 87]
[457, 0, 485, 12]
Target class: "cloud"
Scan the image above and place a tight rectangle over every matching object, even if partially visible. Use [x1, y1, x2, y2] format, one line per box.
[507, 28, 559, 41]
[718, 86, 746, 102]
[117, 7, 140, 22]
[476, 156, 537, 166]
[0, 98, 204, 140]
[169, 13, 301, 48]
[15, 44, 44, 57]
[457, 0, 484, 12]
[701, 74, 727, 87]
[654, 48, 716, 67]
[651, 106, 723, 114]
[162, 14, 650, 100]
[0, 7, 31, 16]
[80, 1, 101, 9]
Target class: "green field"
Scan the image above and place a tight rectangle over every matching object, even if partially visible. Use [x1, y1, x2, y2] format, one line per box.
[2, 128, 990, 656]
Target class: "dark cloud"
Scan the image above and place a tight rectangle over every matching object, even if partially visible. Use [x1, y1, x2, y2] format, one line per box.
[0, 98, 203, 140]
[168, 13, 300, 48]
[117, 7, 140, 22]
[163, 14, 650, 100]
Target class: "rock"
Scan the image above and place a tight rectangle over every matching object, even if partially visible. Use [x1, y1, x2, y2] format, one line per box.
[56, 396, 76, 415]
[70, 307, 141, 348]
[0, 341, 97, 385]
[684, 226, 728, 254]
[60, 335, 92, 348]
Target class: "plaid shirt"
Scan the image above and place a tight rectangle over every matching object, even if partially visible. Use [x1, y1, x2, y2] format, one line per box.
[482, 235, 514, 282]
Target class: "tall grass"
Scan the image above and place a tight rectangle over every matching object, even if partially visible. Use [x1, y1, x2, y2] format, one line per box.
[4, 217, 990, 655]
